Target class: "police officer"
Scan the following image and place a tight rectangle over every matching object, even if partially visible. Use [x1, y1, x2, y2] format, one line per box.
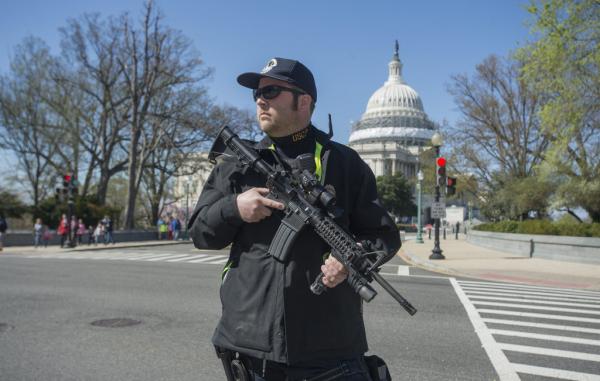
[189, 57, 400, 381]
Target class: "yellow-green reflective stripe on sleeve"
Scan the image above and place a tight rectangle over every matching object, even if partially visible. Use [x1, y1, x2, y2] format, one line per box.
[221, 260, 232, 281]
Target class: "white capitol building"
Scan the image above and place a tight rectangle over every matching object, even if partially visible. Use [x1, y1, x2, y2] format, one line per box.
[349, 42, 435, 179]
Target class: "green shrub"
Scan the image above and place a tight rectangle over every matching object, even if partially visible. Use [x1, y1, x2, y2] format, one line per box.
[589, 224, 600, 237]
[477, 221, 519, 233]
[474, 220, 600, 237]
[518, 220, 559, 235]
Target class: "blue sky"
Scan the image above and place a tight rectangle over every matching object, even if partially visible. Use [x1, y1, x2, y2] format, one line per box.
[0, 0, 532, 146]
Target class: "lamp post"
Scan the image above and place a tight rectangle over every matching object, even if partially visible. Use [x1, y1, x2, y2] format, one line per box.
[185, 178, 191, 240]
[468, 200, 473, 225]
[429, 132, 445, 260]
[416, 169, 424, 243]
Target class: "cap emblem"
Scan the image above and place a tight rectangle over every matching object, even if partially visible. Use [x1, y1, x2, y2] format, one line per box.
[261, 59, 278, 74]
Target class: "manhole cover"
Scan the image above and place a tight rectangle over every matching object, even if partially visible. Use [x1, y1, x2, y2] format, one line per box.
[90, 318, 142, 328]
[0, 323, 13, 333]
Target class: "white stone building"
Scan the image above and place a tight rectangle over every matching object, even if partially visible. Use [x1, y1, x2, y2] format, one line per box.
[349, 42, 435, 179]
[172, 152, 212, 213]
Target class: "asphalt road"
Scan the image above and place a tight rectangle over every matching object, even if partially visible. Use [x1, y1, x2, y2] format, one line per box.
[1, 244, 598, 380]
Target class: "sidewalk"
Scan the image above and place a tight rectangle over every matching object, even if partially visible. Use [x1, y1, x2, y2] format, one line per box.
[1, 239, 191, 255]
[399, 234, 600, 291]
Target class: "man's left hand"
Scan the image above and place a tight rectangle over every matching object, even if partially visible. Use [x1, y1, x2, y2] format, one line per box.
[321, 256, 348, 288]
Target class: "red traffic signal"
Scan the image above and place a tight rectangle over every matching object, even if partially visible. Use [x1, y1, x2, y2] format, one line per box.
[62, 174, 71, 188]
[436, 157, 447, 187]
[62, 173, 78, 190]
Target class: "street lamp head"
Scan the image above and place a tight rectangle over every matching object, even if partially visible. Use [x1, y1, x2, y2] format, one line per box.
[431, 132, 443, 147]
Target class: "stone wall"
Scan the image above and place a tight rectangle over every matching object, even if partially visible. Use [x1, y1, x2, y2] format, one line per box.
[2, 230, 159, 247]
[467, 230, 600, 265]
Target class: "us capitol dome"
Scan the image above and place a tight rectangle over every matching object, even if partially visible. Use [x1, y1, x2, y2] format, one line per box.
[348, 42, 435, 179]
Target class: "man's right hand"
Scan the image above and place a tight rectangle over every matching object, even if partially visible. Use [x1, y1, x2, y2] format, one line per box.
[236, 187, 285, 223]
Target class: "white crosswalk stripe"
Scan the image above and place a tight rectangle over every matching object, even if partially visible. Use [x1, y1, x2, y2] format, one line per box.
[186, 255, 225, 263]
[452, 278, 600, 381]
[145, 254, 192, 262]
[207, 257, 229, 265]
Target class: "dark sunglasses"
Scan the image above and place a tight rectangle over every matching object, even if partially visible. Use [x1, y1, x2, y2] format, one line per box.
[253, 85, 306, 101]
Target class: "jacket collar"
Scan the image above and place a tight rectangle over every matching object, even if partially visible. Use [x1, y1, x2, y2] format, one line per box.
[254, 124, 331, 151]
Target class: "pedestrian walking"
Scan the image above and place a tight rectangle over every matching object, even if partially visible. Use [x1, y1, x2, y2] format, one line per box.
[189, 57, 398, 380]
[426, 224, 432, 240]
[34, 218, 43, 248]
[87, 225, 94, 245]
[0, 215, 7, 252]
[76, 219, 86, 245]
[167, 216, 173, 240]
[57, 214, 69, 248]
[158, 217, 168, 240]
[101, 215, 114, 244]
[156, 217, 164, 240]
[42, 225, 51, 248]
[171, 217, 181, 241]
[93, 224, 103, 246]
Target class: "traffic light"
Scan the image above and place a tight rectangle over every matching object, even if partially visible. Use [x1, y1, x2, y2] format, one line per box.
[436, 157, 446, 187]
[447, 176, 457, 196]
[63, 174, 72, 188]
[60, 173, 79, 199]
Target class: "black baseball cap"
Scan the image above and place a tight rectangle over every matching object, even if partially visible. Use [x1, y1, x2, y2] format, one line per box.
[237, 57, 317, 102]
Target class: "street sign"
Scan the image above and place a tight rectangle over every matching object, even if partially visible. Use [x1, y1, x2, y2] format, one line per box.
[431, 202, 446, 219]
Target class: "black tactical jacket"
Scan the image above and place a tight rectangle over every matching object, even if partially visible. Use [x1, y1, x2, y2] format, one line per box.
[189, 125, 400, 364]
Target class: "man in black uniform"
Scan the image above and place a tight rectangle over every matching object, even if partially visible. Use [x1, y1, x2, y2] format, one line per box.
[189, 57, 400, 380]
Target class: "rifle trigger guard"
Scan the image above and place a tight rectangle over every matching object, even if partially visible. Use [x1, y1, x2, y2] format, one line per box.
[365, 250, 388, 274]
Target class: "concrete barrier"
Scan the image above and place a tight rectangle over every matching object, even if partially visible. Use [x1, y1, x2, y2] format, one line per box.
[468, 230, 600, 265]
[2, 230, 159, 247]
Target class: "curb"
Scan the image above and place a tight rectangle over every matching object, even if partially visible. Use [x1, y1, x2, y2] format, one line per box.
[398, 249, 473, 279]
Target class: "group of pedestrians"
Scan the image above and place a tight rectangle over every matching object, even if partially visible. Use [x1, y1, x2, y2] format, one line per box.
[156, 215, 182, 240]
[35, 214, 115, 248]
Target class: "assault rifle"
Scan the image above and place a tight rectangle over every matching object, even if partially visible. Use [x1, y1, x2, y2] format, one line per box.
[209, 126, 416, 316]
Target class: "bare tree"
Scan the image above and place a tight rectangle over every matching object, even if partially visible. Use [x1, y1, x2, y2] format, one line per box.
[57, 14, 131, 202]
[0, 38, 61, 207]
[0, 2, 250, 229]
[117, 1, 213, 228]
[140, 98, 258, 227]
[448, 55, 550, 219]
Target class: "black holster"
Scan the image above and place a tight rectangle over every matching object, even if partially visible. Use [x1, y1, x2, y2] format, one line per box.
[364, 355, 392, 381]
[215, 346, 251, 381]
